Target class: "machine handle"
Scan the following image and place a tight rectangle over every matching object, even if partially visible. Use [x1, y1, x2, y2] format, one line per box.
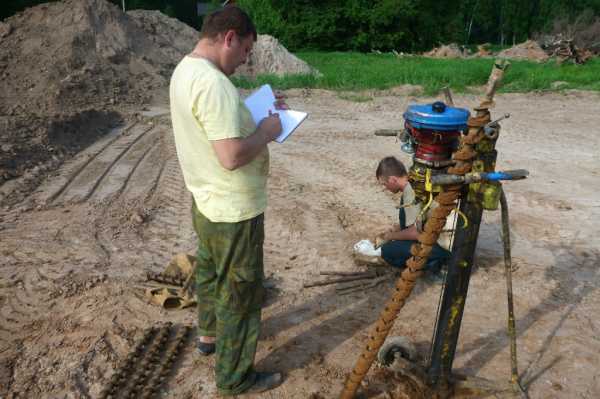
[431, 169, 529, 185]
[485, 169, 529, 181]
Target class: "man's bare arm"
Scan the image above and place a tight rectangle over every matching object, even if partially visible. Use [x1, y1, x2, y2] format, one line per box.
[211, 131, 269, 171]
[211, 113, 281, 171]
[384, 224, 419, 241]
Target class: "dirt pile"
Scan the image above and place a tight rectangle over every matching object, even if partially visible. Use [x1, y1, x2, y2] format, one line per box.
[0, 0, 177, 199]
[475, 43, 492, 57]
[127, 9, 198, 64]
[0, 21, 12, 38]
[423, 43, 467, 58]
[0, 0, 177, 117]
[235, 34, 319, 77]
[497, 39, 550, 62]
[127, 13, 318, 78]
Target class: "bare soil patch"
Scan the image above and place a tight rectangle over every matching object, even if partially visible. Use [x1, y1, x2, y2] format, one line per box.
[1, 89, 599, 398]
[1, 1, 599, 398]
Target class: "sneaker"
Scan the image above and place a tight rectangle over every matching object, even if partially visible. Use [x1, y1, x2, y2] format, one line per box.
[242, 372, 283, 394]
[197, 340, 215, 356]
[353, 252, 388, 267]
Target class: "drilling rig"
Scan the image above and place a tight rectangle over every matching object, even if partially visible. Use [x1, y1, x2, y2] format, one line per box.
[341, 61, 529, 399]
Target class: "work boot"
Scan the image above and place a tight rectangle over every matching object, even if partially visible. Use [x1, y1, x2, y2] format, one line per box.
[242, 372, 283, 394]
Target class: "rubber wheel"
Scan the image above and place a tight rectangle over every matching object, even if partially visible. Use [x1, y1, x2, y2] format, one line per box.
[377, 336, 418, 366]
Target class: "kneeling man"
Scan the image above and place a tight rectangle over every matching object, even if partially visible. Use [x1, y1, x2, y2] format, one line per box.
[375, 156, 452, 282]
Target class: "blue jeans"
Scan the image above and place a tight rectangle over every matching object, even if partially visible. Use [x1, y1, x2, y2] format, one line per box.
[381, 240, 450, 273]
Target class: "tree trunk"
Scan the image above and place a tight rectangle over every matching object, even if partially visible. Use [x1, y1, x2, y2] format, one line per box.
[466, 0, 479, 45]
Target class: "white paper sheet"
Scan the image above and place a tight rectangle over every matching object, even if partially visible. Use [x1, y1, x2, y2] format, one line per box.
[244, 84, 308, 143]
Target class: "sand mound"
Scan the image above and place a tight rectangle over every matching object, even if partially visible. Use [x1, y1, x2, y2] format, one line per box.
[497, 40, 549, 62]
[235, 34, 318, 77]
[127, 12, 317, 78]
[0, 0, 173, 188]
[0, 0, 177, 117]
[423, 43, 466, 58]
[127, 9, 198, 64]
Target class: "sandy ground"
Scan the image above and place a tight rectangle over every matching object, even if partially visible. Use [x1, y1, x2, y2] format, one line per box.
[1, 89, 600, 398]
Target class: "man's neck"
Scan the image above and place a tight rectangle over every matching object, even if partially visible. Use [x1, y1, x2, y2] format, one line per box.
[396, 176, 410, 193]
[190, 40, 224, 73]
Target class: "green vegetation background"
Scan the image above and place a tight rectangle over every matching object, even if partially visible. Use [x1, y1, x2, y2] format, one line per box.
[234, 53, 600, 94]
[3, 1, 599, 94]
[3, 0, 600, 53]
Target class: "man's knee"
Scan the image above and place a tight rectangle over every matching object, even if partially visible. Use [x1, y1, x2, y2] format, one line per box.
[220, 268, 265, 314]
[381, 240, 413, 268]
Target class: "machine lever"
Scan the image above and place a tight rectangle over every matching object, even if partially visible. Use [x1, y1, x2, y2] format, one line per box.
[430, 169, 529, 185]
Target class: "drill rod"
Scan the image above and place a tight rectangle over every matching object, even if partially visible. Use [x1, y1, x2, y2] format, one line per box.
[500, 188, 528, 397]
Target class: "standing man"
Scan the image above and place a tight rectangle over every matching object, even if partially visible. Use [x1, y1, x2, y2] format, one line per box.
[375, 156, 451, 283]
[170, 6, 284, 396]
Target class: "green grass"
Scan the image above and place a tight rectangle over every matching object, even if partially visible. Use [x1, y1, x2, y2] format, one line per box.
[232, 51, 600, 95]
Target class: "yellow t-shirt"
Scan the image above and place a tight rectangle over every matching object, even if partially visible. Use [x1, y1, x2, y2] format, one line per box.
[169, 56, 269, 223]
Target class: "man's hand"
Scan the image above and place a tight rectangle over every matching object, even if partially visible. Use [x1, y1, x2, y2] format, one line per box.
[378, 230, 396, 242]
[388, 223, 400, 233]
[257, 110, 282, 142]
[374, 234, 388, 249]
[372, 224, 418, 246]
[371, 224, 399, 243]
[371, 231, 390, 249]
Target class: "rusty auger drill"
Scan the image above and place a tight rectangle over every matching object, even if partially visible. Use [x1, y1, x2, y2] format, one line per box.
[341, 60, 529, 399]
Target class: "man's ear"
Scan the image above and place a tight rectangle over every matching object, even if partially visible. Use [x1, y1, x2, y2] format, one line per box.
[223, 30, 236, 48]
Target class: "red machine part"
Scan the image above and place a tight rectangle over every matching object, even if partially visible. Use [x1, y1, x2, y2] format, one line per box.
[405, 122, 461, 163]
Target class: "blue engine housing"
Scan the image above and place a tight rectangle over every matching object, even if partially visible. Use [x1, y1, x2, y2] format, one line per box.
[403, 101, 470, 131]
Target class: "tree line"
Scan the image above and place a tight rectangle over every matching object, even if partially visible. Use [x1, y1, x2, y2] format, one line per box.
[237, 0, 600, 51]
[2, 0, 600, 52]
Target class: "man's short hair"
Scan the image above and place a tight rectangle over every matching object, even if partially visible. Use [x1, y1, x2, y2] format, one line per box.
[200, 6, 257, 41]
[376, 156, 407, 179]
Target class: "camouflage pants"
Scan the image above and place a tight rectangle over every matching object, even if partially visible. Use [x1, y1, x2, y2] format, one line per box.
[192, 203, 265, 395]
